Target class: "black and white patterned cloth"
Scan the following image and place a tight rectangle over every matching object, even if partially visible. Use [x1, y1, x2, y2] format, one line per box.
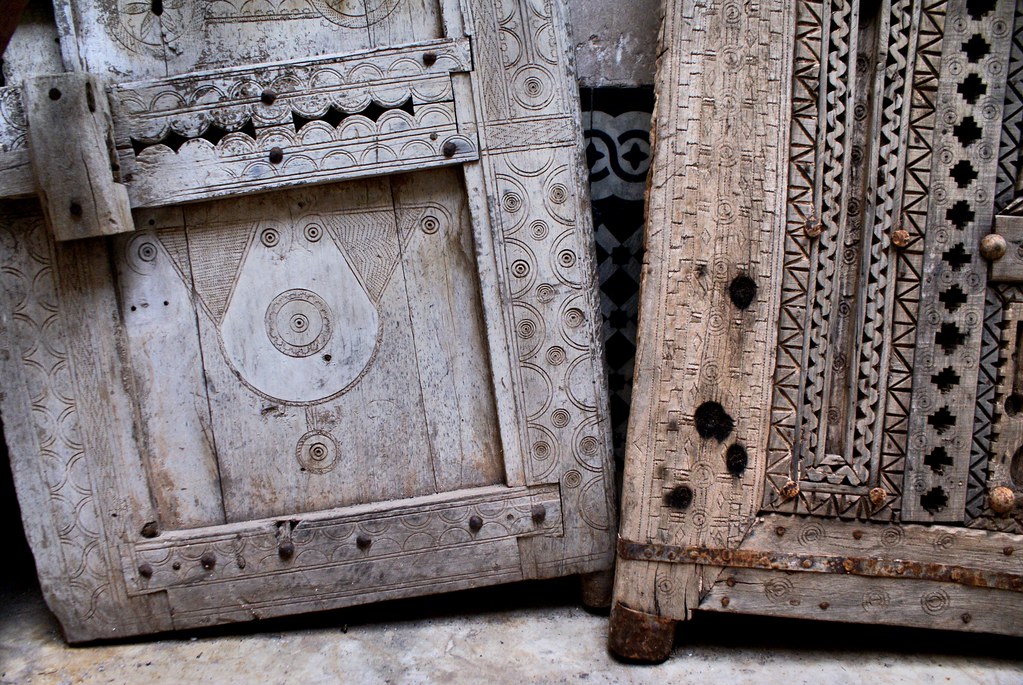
[580, 88, 654, 464]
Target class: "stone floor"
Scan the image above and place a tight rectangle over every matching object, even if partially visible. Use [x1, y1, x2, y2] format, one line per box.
[3, 570, 1022, 685]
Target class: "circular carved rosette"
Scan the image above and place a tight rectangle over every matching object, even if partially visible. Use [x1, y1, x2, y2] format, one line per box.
[296, 430, 340, 474]
[265, 289, 333, 358]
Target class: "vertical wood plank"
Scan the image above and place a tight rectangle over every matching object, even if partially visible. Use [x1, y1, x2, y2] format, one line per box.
[112, 210, 225, 529]
[391, 168, 505, 491]
[613, 0, 796, 619]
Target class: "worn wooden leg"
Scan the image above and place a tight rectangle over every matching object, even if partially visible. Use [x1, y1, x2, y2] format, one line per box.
[579, 570, 614, 612]
[608, 601, 676, 664]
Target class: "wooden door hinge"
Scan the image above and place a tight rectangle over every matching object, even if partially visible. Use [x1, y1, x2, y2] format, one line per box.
[23, 73, 134, 241]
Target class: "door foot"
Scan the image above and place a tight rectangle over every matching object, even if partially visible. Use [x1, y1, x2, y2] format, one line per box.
[608, 601, 676, 664]
[579, 570, 613, 612]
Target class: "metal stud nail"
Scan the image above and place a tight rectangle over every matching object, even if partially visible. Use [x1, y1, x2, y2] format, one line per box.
[356, 534, 372, 550]
[804, 216, 822, 238]
[269, 146, 284, 164]
[442, 141, 458, 157]
[990, 486, 1016, 515]
[260, 90, 277, 105]
[138, 563, 153, 579]
[200, 552, 216, 570]
[469, 514, 483, 532]
[891, 228, 911, 248]
[980, 233, 1008, 261]
[278, 540, 295, 560]
[423, 52, 438, 66]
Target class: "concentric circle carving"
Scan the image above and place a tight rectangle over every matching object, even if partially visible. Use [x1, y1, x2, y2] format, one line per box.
[304, 224, 323, 242]
[421, 215, 440, 234]
[265, 289, 332, 358]
[296, 430, 340, 474]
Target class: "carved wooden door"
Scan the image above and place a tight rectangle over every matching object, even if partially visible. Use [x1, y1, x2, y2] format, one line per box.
[611, 0, 1023, 662]
[0, 0, 615, 642]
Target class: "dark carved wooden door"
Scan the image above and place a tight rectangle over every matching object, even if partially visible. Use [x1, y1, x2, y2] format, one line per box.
[611, 0, 1023, 662]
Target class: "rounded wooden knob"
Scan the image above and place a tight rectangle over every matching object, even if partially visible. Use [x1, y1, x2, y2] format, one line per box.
[980, 233, 1007, 261]
[989, 486, 1016, 515]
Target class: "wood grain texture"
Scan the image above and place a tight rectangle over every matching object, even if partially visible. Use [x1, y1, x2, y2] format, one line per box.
[613, 0, 796, 620]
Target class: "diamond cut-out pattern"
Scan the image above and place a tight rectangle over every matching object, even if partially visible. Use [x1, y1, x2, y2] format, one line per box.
[957, 73, 988, 105]
[954, 116, 983, 146]
[950, 158, 978, 186]
[963, 34, 991, 62]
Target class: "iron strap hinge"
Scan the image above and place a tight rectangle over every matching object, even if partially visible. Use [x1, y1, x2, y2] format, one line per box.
[617, 537, 1023, 593]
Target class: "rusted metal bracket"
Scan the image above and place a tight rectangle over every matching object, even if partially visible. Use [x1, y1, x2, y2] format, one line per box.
[618, 537, 1023, 593]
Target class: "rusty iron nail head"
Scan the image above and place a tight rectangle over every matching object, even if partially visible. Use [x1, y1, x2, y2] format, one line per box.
[819, 602, 830, 610]
[801, 559, 813, 569]
[852, 530, 863, 540]
[780, 480, 800, 500]
[260, 90, 277, 105]
[356, 534, 372, 550]
[891, 228, 911, 248]
[278, 540, 295, 560]
[804, 216, 822, 238]
[423, 52, 438, 66]
[172, 561, 181, 571]
[138, 563, 153, 579]
[869, 487, 887, 506]
[1004, 546, 1015, 556]
[269, 146, 284, 164]
[720, 597, 730, 607]
[442, 141, 458, 157]
[775, 526, 786, 537]
[961, 613, 972, 624]
[980, 233, 1008, 262]
[469, 514, 483, 532]
[531, 504, 547, 525]
[989, 486, 1016, 515]
[200, 552, 216, 570]
[726, 577, 736, 587]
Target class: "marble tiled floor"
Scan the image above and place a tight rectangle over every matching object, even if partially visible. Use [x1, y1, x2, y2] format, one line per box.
[3, 572, 1022, 685]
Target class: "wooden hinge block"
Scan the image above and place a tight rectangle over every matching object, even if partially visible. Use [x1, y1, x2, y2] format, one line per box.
[22, 73, 133, 241]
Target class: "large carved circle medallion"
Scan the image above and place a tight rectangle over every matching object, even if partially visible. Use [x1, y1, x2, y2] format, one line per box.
[265, 289, 332, 358]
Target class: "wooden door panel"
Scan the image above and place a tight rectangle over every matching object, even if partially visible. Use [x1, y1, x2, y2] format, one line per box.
[116, 169, 504, 523]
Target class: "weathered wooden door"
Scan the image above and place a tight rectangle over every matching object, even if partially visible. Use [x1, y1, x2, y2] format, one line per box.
[0, 0, 615, 642]
[611, 0, 1023, 661]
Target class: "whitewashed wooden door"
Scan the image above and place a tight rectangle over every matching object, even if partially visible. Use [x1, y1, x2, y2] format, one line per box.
[0, 0, 615, 641]
[610, 0, 1023, 662]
